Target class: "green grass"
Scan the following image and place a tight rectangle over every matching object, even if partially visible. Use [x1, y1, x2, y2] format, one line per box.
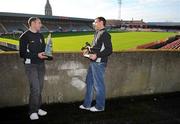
[52, 32, 175, 51]
[111, 32, 175, 51]
[0, 32, 176, 51]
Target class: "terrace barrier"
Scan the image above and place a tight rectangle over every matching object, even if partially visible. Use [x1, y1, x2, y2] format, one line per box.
[0, 51, 180, 107]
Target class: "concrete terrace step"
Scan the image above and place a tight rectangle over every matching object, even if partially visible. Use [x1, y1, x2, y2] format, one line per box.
[0, 41, 19, 51]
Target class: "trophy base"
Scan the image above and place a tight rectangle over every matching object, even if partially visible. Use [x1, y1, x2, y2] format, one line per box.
[83, 54, 90, 58]
[45, 55, 53, 61]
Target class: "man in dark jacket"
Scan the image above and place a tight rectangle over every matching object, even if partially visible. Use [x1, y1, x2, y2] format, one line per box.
[80, 17, 113, 112]
[19, 17, 48, 120]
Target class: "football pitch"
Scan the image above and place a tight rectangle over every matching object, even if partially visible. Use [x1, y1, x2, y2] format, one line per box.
[0, 32, 176, 52]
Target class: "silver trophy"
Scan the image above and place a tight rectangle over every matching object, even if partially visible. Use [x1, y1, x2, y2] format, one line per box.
[45, 33, 53, 60]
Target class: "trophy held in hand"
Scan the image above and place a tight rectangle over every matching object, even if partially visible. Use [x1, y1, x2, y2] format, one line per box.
[44, 33, 53, 60]
[81, 42, 92, 58]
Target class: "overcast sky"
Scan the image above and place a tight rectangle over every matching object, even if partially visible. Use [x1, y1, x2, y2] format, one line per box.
[0, 0, 179, 22]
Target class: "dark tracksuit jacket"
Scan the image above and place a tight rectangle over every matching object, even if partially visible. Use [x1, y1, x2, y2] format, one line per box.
[19, 30, 45, 64]
[19, 30, 46, 114]
[91, 28, 113, 63]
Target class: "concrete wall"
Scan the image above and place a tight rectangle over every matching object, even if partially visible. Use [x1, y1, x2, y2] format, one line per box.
[0, 51, 180, 107]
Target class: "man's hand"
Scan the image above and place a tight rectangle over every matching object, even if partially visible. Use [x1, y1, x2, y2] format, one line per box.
[87, 46, 91, 52]
[89, 54, 97, 60]
[38, 52, 48, 59]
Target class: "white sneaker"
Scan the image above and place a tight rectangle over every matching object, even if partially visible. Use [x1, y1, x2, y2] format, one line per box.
[90, 106, 104, 112]
[30, 113, 39, 120]
[79, 105, 90, 110]
[38, 109, 47, 116]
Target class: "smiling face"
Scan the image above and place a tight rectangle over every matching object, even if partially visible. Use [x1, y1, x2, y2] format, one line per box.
[31, 19, 42, 32]
[93, 18, 104, 30]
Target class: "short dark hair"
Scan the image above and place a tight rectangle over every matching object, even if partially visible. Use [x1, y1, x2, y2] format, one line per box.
[28, 17, 40, 26]
[96, 17, 106, 26]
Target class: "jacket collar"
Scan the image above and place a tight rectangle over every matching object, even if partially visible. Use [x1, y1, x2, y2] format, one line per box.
[97, 28, 106, 32]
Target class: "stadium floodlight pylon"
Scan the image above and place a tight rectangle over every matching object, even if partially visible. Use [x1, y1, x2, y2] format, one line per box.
[118, 0, 122, 20]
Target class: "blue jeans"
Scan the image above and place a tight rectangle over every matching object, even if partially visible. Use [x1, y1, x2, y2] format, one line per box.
[83, 62, 106, 110]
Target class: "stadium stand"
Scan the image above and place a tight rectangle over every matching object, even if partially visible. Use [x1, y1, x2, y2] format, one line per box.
[44, 21, 61, 32]
[0, 0, 179, 35]
[107, 19, 147, 28]
[2, 22, 27, 32]
[0, 12, 94, 34]
[160, 39, 180, 49]
[137, 35, 180, 49]
[147, 22, 180, 31]
[0, 26, 5, 34]
[106, 20, 180, 32]
[0, 22, 6, 34]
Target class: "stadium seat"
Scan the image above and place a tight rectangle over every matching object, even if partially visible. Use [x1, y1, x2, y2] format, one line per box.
[160, 39, 180, 49]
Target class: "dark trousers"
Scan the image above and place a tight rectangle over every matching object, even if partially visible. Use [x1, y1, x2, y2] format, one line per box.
[25, 63, 45, 114]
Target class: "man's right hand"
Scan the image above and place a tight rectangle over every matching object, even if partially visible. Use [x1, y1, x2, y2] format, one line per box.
[38, 52, 48, 59]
